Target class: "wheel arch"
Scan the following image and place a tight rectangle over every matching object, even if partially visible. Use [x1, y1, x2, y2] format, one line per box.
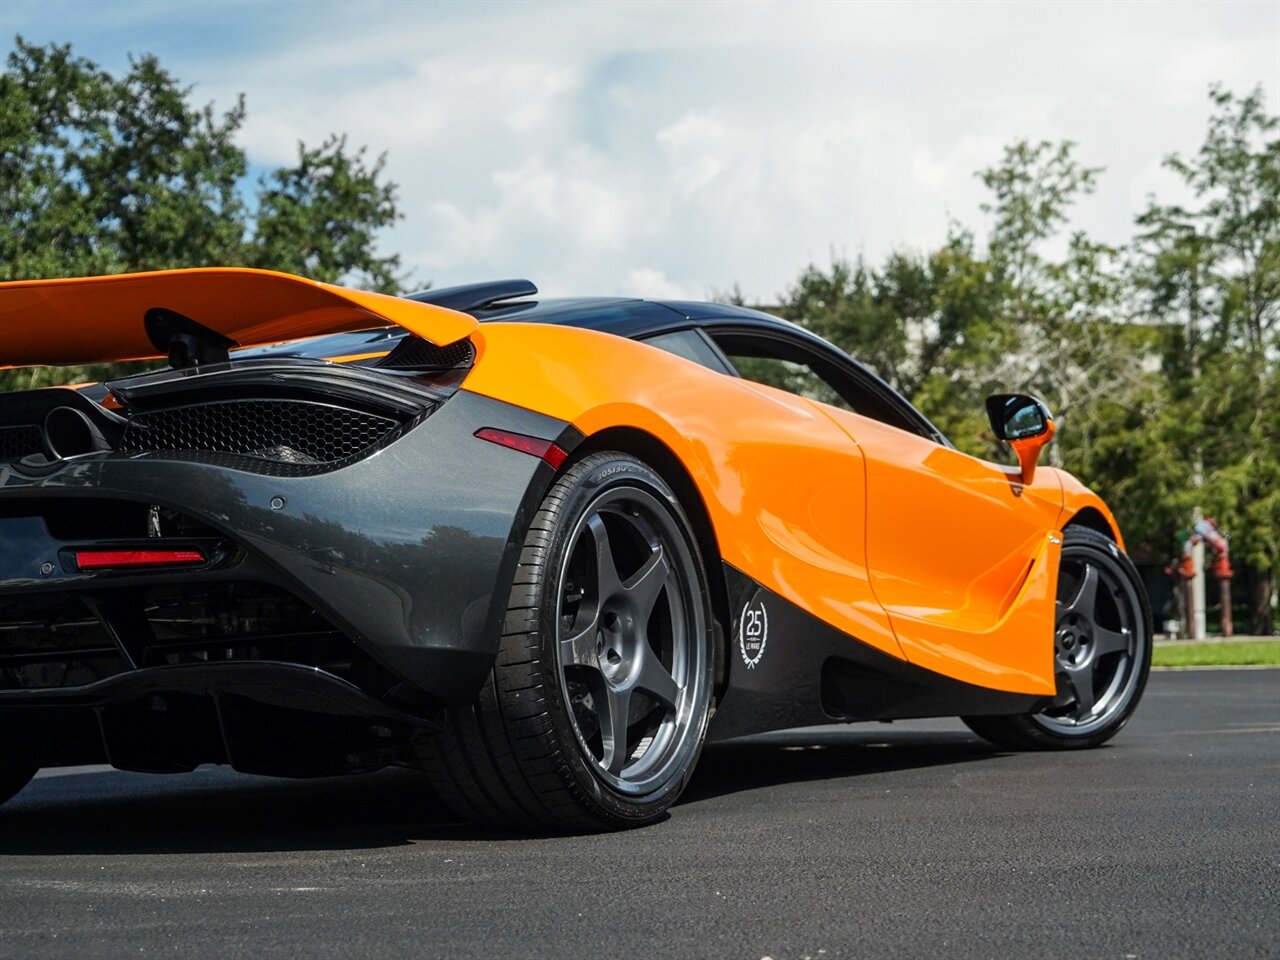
[1063, 506, 1121, 544]
[571, 425, 733, 702]
[1054, 469, 1126, 552]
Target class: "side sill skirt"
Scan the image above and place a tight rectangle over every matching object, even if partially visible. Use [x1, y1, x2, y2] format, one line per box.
[708, 564, 1051, 742]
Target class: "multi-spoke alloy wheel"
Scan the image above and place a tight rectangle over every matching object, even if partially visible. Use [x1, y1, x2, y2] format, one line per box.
[556, 486, 704, 795]
[422, 451, 714, 831]
[964, 527, 1152, 750]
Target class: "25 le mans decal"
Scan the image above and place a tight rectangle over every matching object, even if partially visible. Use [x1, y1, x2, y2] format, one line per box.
[739, 598, 769, 669]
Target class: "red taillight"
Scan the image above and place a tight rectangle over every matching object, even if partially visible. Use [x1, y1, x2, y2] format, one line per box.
[74, 549, 205, 570]
[474, 428, 568, 469]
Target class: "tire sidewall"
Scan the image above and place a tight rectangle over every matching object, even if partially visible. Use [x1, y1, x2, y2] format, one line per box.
[533, 452, 714, 823]
[1024, 527, 1153, 748]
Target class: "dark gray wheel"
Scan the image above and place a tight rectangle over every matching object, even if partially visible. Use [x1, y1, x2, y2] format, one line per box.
[0, 766, 36, 807]
[556, 483, 708, 796]
[421, 451, 714, 831]
[964, 527, 1151, 750]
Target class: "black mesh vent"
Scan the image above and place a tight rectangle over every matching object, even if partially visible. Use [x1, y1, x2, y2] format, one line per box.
[0, 425, 42, 461]
[119, 399, 397, 466]
[0, 581, 376, 692]
[378, 337, 475, 369]
[0, 592, 124, 691]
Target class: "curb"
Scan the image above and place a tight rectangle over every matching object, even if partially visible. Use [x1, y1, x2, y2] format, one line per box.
[1154, 636, 1277, 646]
[1151, 664, 1280, 672]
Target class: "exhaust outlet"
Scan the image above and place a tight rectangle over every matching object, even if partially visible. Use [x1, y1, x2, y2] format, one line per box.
[44, 406, 112, 459]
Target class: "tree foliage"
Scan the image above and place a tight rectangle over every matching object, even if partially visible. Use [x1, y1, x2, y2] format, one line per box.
[1, 37, 403, 287]
[248, 134, 401, 291]
[780, 89, 1279, 633]
[1133, 87, 1280, 633]
[0, 37, 405, 392]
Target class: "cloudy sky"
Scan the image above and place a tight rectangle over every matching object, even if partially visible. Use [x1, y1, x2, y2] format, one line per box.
[4, 0, 1277, 300]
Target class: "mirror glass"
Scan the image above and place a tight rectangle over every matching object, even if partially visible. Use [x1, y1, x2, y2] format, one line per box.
[986, 394, 1050, 441]
[1005, 401, 1045, 440]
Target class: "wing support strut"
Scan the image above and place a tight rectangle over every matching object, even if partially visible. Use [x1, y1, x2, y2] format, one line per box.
[144, 308, 237, 369]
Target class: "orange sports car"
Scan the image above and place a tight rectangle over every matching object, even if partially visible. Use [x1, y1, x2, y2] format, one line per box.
[0, 269, 1152, 831]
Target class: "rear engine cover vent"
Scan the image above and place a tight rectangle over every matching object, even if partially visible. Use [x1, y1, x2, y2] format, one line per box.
[378, 337, 475, 370]
[119, 399, 397, 468]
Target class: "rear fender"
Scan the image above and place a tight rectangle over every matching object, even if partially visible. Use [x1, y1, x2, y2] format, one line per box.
[462, 322, 903, 664]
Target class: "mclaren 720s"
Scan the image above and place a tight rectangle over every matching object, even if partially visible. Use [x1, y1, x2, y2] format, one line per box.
[0, 269, 1152, 831]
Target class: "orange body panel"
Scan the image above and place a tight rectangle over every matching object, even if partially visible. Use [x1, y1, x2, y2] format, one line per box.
[464, 322, 904, 661]
[817, 410, 1063, 694]
[325, 350, 394, 365]
[0, 268, 476, 368]
[464, 321, 1083, 695]
[1010, 417, 1056, 485]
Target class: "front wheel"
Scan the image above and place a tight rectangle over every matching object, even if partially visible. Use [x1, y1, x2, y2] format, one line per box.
[964, 527, 1152, 750]
[422, 451, 715, 831]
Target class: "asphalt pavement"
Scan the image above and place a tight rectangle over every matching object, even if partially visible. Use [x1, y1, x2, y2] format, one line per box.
[1, 668, 1276, 959]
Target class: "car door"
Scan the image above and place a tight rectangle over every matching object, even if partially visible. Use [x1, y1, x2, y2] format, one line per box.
[845, 412, 1063, 695]
[641, 328, 901, 663]
[705, 326, 1063, 697]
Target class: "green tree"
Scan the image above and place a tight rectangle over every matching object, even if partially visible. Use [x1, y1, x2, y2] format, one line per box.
[976, 140, 1142, 470]
[782, 142, 1131, 466]
[1134, 86, 1280, 634]
[249, 134, 401, 293]
[774, 102, 1277, 633]
[980, 140, 1103, 301]
[779, 230, 1011, 457]
[0, 37, 405, 389]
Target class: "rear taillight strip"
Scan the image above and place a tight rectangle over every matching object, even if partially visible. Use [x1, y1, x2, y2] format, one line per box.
[75, 549, 205, 571]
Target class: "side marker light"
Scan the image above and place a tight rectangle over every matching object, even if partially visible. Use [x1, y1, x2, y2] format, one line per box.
[474, 428, 568, 469]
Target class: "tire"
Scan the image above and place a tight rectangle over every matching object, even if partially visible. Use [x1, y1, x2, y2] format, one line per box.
[0, 766, 36, 808]
[421, 451, 716, 831]
[964, 526, 1152, 750]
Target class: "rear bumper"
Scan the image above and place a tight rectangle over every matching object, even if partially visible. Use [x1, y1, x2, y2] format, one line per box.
[0, 389, 570, 707]
[0, 662, 442, 776]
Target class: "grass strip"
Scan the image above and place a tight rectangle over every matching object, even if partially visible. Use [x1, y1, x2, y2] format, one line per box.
[1152, 640, 1280, 667]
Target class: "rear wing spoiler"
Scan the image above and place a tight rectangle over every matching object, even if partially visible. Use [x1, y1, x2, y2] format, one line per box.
[0, 268, 478, 369]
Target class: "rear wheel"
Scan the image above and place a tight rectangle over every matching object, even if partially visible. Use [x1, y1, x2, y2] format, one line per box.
[0, 766, 36, 808]
[964, 527, 1152, 750]
[421, 451, 715, 831]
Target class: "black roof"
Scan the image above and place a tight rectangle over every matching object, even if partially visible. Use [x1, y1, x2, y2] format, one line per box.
[239, 279, 810, 360]
[404, 282, 947, 446]
[406, 279, 812, 342]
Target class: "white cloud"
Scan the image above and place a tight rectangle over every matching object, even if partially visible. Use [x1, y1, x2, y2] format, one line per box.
[621, 268, 693, 300]
[657, 110, 730, 198]
[6, 0, 1278, 301]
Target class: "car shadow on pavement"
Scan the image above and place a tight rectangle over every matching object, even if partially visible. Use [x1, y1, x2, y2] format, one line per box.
[0, 726, 999, 854]
[0, 766, 466, 855]
[680, 726, 998, 806]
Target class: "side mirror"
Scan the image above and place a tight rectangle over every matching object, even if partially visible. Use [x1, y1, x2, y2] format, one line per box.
[985, 393, 1055, 484]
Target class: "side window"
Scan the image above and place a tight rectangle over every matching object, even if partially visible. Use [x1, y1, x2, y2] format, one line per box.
[708, 329, 936, 439]
[725, 353, 853, 412]
[642, 330, 734, 375]
[709, 332, 854, 412]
